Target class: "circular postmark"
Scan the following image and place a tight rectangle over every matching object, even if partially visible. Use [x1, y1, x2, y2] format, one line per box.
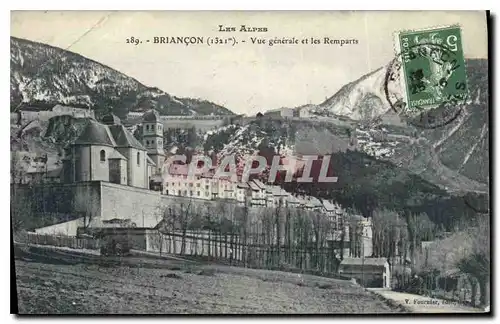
[384, 42, 469, 129]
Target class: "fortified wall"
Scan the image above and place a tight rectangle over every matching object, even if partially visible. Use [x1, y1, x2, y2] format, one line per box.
[14, 105, 95, 124]
[14, 181, 223, 236]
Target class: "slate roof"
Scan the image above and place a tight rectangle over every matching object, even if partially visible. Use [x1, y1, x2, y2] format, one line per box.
[252, 179, 266, 190]
[286, 195, 301, 204]
[47, 167, 63, 178]
[340, 258, 388, 267]
[266, 185, 288, 196]
[108, 124, 146, 151]
[102, 113, 122, 125]
[108, 150, 128, 160]
[73, 119, 116, 147]
[143, 109, 161, 122]
[322, 200, 339, 212]
[146, 156, 156, 166]
[248, 181, 260, 191]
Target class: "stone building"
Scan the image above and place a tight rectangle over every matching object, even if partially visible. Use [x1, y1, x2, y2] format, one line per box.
[280, 108, 294, 118]
[339, 257, 391, 288]
[141, 109, 165, 175]
[62, 112, 156, 189]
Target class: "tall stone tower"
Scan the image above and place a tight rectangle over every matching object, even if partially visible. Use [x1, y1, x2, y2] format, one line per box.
[142, 109, 165, 174]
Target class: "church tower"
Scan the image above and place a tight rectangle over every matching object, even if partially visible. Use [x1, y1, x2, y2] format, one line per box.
[142, 109, 165, 174]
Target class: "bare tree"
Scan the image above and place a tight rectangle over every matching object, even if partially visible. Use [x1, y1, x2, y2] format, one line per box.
[234, 198, 251, 266]
[284, 206, 294, 266]
[345, 211, 362, 258]
[256, 207, 271, 267]
[73, 186, 100, 229]
[11, 185, 34, 233]
[456, 215, 490, 307]
[274, 200, 284, 266]
[151, 201, 166, 255]
[406, 212, 434, 266]
[179, 199, 194, 255]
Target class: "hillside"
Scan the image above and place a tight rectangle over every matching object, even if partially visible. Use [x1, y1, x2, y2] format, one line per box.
[279, 59, 490, 193]
[313, 67, 388, 120]
[10, 37, 234, 118]
[15, 246, 402, 314]
[202, 117, 482, 229]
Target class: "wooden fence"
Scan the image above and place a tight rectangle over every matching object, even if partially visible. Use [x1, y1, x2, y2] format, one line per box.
[148, 231, 341, 274]
[16, 232, 101, 250]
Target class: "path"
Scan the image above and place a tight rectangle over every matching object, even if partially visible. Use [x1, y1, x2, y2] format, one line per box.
[367, 288, 486, 313]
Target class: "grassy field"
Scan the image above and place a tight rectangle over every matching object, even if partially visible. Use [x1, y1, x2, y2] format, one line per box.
[13, 245, 405, 314]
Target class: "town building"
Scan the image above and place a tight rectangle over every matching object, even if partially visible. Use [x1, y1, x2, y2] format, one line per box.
[299, 107, 312, 118]
[14, 107, 374, 256]
[24, 167, 62, 184]
[61, 112, 157, 189]
[339, 257, 391, 288]
[15, 104, 95, 123]
[249, 179, 267, 206]
[265, 185, 289, 207]
[163, 163, 218, 200]
[142, 109, 165, 175]
[279, 108, 294, 118]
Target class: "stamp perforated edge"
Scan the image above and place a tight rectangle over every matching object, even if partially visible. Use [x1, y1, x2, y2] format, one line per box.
[391, 23, 471, 116]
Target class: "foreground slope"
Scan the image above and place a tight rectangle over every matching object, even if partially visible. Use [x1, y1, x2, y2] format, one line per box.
[14, 247, 403, 314]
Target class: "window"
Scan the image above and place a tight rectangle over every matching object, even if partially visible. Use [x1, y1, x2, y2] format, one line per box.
[205, 185, 209, 190]
[178, 190, 181, 195]
[100, 150, 106, 162]
[165, 182, 169, 187]
[137, 152, 140, 165]
[189, 183, 193, 187]
[165, 190, 169, 195]
[190, 191, 193, 196]
[196, 183, 200, 187]
[205, 192, 209, 197]
[146, 125, 150, 131]
[197, 191, 200, 196]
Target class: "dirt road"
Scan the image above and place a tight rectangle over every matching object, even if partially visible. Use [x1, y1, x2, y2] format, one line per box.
[367, 289, 485, 313]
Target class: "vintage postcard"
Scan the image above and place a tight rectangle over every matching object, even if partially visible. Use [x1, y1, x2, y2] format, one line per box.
[10, 11, 490, 315]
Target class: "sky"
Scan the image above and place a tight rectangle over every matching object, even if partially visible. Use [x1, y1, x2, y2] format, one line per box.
[11, 11, 488, 115]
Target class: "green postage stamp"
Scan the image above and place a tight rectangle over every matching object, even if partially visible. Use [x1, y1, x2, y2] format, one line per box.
[395, 25, 468, 111]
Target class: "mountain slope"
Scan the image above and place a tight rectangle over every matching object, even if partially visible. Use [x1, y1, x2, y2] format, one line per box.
[305, 59, 489, 192]
[311, 67, 388, 120]
[203, 118, 481, 229]
[10, 37, 234, 118]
